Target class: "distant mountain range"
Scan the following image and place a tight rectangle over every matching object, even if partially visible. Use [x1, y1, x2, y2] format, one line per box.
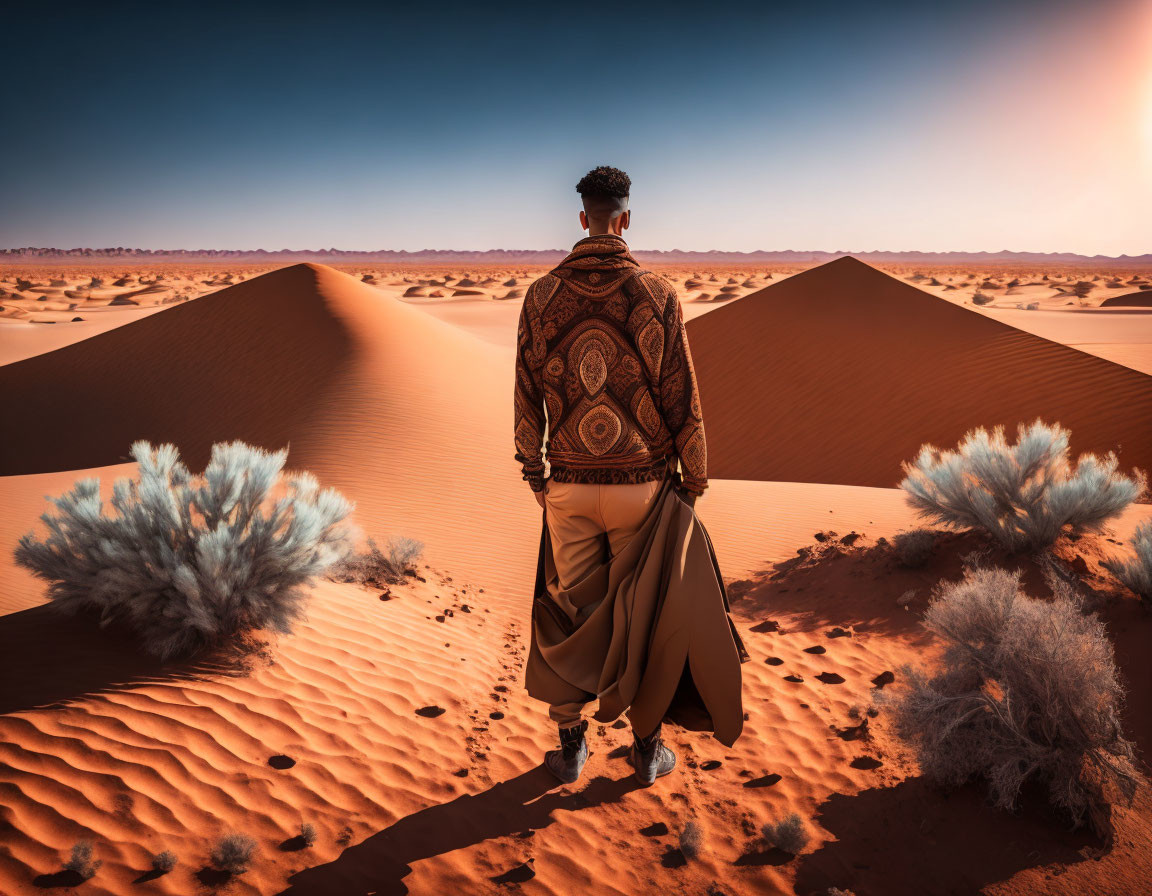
[3, 247, 1150, 266]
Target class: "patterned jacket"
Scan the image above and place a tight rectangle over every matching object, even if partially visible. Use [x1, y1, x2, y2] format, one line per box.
[514, 233, 707, 495]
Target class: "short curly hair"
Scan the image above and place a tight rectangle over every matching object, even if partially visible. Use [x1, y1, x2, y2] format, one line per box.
[576, 166, 631, 199]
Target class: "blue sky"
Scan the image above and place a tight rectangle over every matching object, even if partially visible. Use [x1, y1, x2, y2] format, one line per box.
[3, 0, 1149, 254]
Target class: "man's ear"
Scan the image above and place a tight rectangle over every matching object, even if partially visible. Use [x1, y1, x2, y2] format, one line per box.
[579, 210, 588, 231]
[620, 210, 630, 231]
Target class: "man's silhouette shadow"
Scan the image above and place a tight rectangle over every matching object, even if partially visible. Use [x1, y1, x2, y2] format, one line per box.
[279, 765, 641, 895]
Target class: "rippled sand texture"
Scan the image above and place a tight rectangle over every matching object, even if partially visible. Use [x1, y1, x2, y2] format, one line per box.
[1, 257, 1151, 895]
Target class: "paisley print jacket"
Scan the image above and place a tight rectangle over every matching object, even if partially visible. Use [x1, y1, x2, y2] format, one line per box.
[514, 233, 707, 495]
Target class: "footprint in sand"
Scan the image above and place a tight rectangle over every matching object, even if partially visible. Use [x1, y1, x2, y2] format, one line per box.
[743, 773, 782, 788]
[491, 859, 535, 884]
[816, 672, 845, 684]
[415, 705, 446, 718]
[835, 720, 870, 741]
[803, 645, 826, 654]
[268, 755, 296, 769]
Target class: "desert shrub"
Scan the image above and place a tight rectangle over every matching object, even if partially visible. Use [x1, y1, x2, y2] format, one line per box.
[210, 833, 256, 875]
[64, 841, 101, 880]
[1102, 520, 1152, 606]
[892, 529, 936, 567]
[299, 822, 317, 847]
[900, 420, 1145, 552]
[151, 850, 177, 874]
[678, 820, 702, 860]
[330, 535, 424, 586]
[892, 565, 1137, 833]
[761, 813, 808, 854]
[972, 292, 994, 305]
[15, 441, 353, 659]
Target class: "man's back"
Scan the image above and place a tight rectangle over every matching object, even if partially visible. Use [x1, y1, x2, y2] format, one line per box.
[513, 232, 707, 497]
[522, 166, 743, 787]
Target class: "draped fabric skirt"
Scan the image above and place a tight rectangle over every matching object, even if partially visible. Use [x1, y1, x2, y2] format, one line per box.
[525, 472, 750, 747]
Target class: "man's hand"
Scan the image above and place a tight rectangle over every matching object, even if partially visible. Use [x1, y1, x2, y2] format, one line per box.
[677, 487, 698, 509]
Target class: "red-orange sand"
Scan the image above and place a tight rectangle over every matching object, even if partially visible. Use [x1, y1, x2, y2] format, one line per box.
[1, 260, 1150, 896]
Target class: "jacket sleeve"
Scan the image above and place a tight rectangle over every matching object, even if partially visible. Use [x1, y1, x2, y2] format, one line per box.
[653, 276, 708, 496]
[513, 283, 547, 492]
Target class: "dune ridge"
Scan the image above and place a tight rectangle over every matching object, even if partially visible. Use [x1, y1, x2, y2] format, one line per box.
[0, 263, 539, 593]
[3, 257, 1152, 896]
[688, 257, 1152, 488]
[1101, 290, 1152, 308]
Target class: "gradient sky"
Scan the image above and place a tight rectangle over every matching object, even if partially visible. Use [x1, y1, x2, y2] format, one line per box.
[3, 0, 1150, 255]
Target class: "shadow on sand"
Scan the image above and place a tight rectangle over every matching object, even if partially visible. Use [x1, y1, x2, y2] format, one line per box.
[0, 603, 253, 715]
[792, 778, 1099, 896]
[279, 767, 642, 895]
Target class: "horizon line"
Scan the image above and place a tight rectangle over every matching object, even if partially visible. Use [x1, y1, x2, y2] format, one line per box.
[3, 246, 1151, 262]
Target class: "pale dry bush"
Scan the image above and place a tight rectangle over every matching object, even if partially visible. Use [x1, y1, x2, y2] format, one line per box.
[15, 441, 354, 659]
[892, 529, 936, 567]
[893, 565, 1138, 833]
[972, 292, 994, 305]
[900, 420, 1145, 552]
[330, 535, 425, 586]
[1102, 520, 1152, 606]
[150, 850, 177, 874]
[761, 813, 808, 854]
[678, 820, 702, 860]
[64, 841, 101, 880]
[210, 833, 256, 874]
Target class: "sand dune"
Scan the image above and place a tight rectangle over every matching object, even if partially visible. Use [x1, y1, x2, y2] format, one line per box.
[3, 257, 1152, 896]
[688, 257, 1152, 488]
[0, 264, 539, 593]
[1102, 290, 1152, 308]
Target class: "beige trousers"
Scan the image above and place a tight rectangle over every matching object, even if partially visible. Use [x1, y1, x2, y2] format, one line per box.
[543, 477, 663, 727]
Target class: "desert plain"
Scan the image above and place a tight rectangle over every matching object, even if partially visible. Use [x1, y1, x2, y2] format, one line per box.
[1, 254, 1152, 896]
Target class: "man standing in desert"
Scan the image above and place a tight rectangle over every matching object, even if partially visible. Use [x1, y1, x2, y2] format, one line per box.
[515, 167, 747, 787]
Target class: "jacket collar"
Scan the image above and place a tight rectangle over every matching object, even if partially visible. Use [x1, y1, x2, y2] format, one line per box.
[555, 233, 639, 271]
